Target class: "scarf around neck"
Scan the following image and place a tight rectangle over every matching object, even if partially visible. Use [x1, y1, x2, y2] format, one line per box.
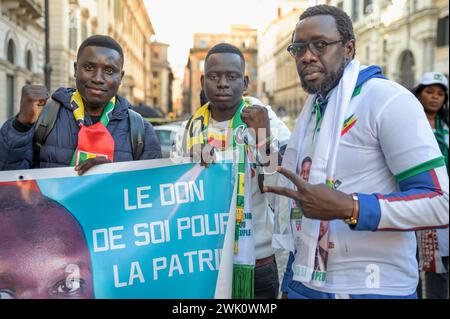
[185, 99, 255, 298]
[273, 61, 388, 287]
[69, 91, 116, 166]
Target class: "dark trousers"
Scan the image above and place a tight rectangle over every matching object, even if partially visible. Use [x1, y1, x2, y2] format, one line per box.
[425, 256, 449, 299]
[254, 257, 279, 299]
[418, 256, 449, 299]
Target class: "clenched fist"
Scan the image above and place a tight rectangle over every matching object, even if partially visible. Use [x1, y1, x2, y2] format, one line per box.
[240, 105, 271, 145]
[190, 143, 216, 168]
[17, 85, 49, 126]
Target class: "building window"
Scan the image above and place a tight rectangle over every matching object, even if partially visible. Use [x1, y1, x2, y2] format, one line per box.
[352, 0, 360, 22]
[7, 39, 16, 64]
[69, 27, 77, 51]
[81, 20, 88, 41]
[153, 52, 159, 59]
[199, 40, 207, 48]
[153, 97, 158, 105]
[6, 75, 15, 118]
[437, 16, 449, 47]
[382, 39, 388, 64]
[153, 71, 159, 78]
[363, 0, 373, 15]
[199, 60, 205, 72]
[26, 50, 33, 71]
[69, 7, 78, 51]
[114, 0, 120, 19]
[92, 20, 98, 35]
[399, 50, 415, 90]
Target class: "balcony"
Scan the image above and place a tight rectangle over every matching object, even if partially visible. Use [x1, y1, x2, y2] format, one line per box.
[1, 0, 43, 21]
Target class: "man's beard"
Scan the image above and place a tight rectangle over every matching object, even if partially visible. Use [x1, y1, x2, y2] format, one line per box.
[300, 62, 346, 95]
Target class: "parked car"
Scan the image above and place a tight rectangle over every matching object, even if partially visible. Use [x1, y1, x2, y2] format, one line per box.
[154, 123, 183, 158]
[132, 104, 165, 118]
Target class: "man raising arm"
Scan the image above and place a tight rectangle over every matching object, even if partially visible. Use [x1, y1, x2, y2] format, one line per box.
[0, 35, 161, 174]
[174, 43, 290, 298]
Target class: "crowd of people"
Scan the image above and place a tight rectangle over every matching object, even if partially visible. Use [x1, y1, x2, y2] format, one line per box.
[0, 4, 448, 299]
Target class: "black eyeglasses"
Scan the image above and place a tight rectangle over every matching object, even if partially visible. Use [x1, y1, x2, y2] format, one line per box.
[287, 39, 344, 58]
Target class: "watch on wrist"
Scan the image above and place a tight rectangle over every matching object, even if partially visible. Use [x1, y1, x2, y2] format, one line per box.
[344, 193, 359, 225]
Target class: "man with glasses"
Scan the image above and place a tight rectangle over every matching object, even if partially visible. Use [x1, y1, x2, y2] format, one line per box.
[264, 5, 448, 299]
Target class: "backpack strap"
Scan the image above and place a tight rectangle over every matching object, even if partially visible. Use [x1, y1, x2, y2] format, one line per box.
[33, 99, 61, 165]
[181, 115, 194, 155]
[128, 109, 145, 160]
[32, 102, 146, 163]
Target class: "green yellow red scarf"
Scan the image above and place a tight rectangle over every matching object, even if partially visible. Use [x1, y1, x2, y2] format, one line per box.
[184, 99, 255, 299]
[69, 91, 115, 166]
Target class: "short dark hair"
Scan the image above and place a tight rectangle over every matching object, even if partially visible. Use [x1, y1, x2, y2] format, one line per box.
[77, 35, 124, 66]
[299, 5, 355, 57]
[205, 43, 245, 67]
[301, 156, 312, 166]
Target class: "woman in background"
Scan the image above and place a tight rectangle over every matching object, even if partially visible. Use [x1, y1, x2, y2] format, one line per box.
[413, 72, 449, 299]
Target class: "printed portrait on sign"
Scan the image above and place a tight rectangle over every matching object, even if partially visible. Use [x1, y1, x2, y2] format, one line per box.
[0, 183, 94, 299]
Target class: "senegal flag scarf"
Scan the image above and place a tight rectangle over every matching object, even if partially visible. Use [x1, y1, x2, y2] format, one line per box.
[185, 99, 255, 299]
[69, 91, 115, 166]
[434, 114, 449, 173]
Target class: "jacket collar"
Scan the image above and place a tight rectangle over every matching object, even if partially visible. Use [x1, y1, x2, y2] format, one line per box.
[51, 87, 130, 121]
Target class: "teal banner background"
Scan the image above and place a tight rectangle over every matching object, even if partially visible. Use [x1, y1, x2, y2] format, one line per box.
[37, 162, 234, 298]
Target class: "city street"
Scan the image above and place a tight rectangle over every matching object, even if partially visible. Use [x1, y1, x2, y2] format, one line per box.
[0, 0, 448, 301]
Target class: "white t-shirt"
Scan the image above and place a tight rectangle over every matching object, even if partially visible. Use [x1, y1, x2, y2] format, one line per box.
[294, 78, 447, 296]
[175, 103, 291, 260]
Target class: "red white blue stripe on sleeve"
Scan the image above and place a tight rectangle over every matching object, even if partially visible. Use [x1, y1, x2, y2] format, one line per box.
[352, 168, 449, 231]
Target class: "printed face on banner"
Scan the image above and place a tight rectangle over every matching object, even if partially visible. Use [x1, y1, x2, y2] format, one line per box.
[0, 185, 94, 299]
[300, 156, 312, 182]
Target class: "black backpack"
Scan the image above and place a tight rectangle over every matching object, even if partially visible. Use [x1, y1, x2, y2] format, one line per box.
[33, 99, 145, 164]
